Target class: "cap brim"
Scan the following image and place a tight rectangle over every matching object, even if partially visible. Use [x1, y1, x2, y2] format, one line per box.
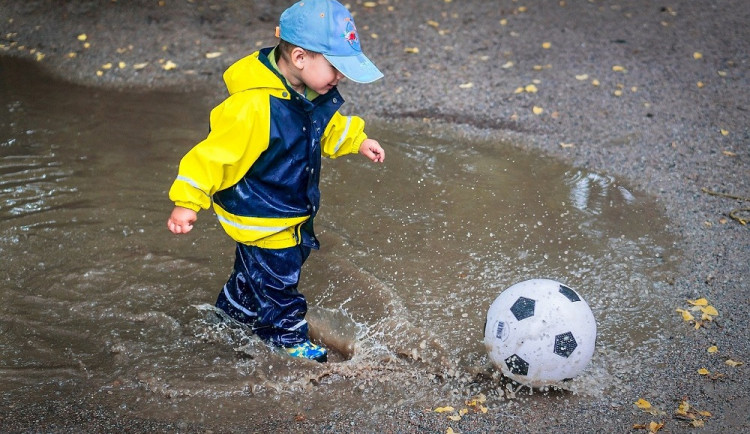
[324, 53, 384, 84]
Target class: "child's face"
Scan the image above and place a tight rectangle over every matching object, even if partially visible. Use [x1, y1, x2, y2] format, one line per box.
[300, 53, 345, 95]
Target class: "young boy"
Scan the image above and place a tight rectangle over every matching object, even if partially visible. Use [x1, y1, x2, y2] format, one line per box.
[166, 0, 384, 363]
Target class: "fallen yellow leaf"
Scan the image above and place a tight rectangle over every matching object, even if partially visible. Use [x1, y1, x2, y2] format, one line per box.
[697, 81, 704, 88]
[720, 129, 729, 136]
[459, 408, 468, 416]
[446, 428, 455, 434]
[698, 410, 712, 417]
[693, 52, 703, 60]
[532, 106, 544, 115]
[427, 20, 439, 28]
[501, 61, 514, 68]
[459, 82, 474, 89]
[649, 421, 664, 432]
[612, 65, 626, 72]
[560, 142, 575, 149]
[447, 415, 461, 421]
[404, 47, 419, 54]
[205, 51, 222, 59]
[725, 359, 744, 367]
[434, 406, 454, 413]
[698, 368, 710, 375]
[591, 79, 600, 86]
[676, 308, 694, 322]
[162, 60, 177, 70]
[77, 33, 87, 41]
[687, 298, 708, 306]
[575, 74, 589, 80]
[500, 18, 508, 26]
[676, 400, 690, 415]
[701, 306, 718, 316]
[524, 84, 538, 93]
[133, 62, 148, 70]
[542, 42, 551, 49]
[722, 150, 737, 157]
[708, 346, 718, 353]
[101, 62, 112, 70]
[363, 1, 377, 7]
[635, 398, 652, 410]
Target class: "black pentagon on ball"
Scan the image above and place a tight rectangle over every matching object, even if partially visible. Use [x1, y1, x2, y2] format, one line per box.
[554, 331, 578, 358]
[510, 296, 535, 321]
[558, 284, 581, 302]
[504, 354, 529, 376]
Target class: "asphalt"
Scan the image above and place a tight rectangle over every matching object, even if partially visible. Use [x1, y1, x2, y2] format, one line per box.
[1, 0, 747, 432]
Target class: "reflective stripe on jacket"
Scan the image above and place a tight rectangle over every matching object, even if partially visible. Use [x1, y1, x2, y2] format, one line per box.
[169, 48, 367, 248]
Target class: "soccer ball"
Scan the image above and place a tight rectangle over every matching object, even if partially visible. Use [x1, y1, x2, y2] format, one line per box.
[484, 279, 596, 387]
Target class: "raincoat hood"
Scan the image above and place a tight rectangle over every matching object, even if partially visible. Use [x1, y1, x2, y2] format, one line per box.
[222, 50, 284, 96]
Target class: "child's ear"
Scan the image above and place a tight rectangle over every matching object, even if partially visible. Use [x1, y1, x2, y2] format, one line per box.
[290, 47, 307, 69]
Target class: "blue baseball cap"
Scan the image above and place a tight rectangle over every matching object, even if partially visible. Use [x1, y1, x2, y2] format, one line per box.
[279, 0, 384, 83]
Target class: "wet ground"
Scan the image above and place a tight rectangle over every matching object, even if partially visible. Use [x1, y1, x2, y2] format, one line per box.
[1, 1, 748, 433]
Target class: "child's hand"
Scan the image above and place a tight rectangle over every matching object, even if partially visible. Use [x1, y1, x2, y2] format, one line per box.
[359, 138, 385, 163]
[167, 206, 197, 234]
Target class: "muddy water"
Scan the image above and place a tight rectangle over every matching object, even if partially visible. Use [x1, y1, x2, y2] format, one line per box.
[0, 56, 678, 424]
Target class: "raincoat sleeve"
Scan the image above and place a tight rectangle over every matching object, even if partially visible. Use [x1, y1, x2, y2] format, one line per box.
[168, 92, 270, 212]
[321, 111, 367, 159]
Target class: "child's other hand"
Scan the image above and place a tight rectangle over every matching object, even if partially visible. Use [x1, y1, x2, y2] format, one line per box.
[168, 206, 197, 234]
[359, 138, 385, 163]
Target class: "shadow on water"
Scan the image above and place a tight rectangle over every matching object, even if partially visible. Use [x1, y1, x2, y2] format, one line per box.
[0, 56, 679, 425]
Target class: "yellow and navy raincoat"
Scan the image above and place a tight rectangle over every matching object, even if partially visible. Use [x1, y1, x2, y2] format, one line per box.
[169, 47, 368, 249]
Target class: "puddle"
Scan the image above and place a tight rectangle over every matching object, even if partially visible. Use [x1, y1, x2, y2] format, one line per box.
[0, 56, 678, 424]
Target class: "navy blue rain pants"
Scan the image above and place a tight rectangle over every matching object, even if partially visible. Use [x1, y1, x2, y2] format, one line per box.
[215, 243, 311, 347]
